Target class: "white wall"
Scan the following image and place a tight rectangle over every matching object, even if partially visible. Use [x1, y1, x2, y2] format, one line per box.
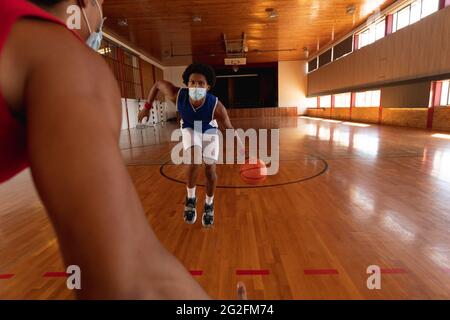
[278, 61, 308, 114]
[163, 66, 188, 119]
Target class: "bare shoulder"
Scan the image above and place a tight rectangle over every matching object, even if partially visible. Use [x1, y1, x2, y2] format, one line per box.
[13, 19, 119, 96]
[214, 100, 227, 116]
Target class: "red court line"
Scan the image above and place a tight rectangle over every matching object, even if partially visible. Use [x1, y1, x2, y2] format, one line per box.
[304, 269, 339, 275]
[0, 274, 14, 279]
[236, 270, 270, 276]
[43, 272, 68, 278]
[189, 270, 203, 276]
[380, 268, 407, 274]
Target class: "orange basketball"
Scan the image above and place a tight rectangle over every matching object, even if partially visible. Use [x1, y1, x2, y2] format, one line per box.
[240, 159, 267, 185]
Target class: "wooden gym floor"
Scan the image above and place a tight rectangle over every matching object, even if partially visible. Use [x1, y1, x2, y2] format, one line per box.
[1, 116, 450, 299]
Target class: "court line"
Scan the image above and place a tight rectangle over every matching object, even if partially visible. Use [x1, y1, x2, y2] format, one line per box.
[189, 270, 204, 276]
[380, 268, 407, 274]
[236, 270, 270, 276]
[304, 269, 339, 275]
[125, 154, 427, 167]
[159, 156, 329, 189]
[0, 274, 14, 279]
[43, 272, 68, 278]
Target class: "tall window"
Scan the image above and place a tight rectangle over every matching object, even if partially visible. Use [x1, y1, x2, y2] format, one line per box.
[320, 95, 332, 108]
[355, 90, 381, 107]
[306, 97, 318, 108]
[99, 38, 143, 99]
[334, 93, 351, 108]
[440, 80, 450, 106]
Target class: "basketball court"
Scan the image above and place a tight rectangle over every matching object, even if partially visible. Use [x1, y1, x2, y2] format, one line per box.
[1, 0, 450, 300]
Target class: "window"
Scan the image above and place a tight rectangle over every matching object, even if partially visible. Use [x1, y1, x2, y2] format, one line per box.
[359, 29, 370, 49]
[440, 80, 450, 106]
[410, 0, 421, 24]
[421, 0, 440, 18]
[320, 95, 332, 108]
[99, 38, 143, 99]
[334, 93, 351, 108]
[333, 36, 353, 60]
[396, 5, 411, 31]
[308, 58, 318, 73]
[318, 49, 332, 67]
[306, 97, 318, 108]
[355, 90, 381, 107]
[358, 18, 386, 49]
[392, 0, 440, 33]
[375, 20, 386, 41]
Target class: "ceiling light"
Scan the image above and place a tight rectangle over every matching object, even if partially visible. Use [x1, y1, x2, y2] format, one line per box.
[265, 8, 278, 19]
[346, 4, 356, 15]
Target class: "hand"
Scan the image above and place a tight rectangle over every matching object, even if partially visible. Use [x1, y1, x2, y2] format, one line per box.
[138, 108, 150, 123]
[237, 282, 247, 300]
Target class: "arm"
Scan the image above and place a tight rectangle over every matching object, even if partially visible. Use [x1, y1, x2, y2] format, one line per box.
[138, 80, 179, 123]
[21, 20, 208, 299]
[214, 101, 245, 157]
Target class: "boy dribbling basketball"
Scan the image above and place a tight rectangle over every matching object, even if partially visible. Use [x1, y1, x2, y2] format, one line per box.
[139, 63, 244, 228]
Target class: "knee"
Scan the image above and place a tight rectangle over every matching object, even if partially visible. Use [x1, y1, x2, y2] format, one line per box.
[189, 164, 201, 174]
[205, 166, 216, 181]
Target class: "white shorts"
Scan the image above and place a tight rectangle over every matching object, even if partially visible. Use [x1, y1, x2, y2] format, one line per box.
[181, 127, 220, 162]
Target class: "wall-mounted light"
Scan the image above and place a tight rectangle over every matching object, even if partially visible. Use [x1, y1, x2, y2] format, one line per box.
[346, 4, 356, 15]
[117, 18, 128, 27]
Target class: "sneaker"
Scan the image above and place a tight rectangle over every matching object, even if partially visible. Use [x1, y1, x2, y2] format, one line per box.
[184, 197, 197, 224]
[202, 202, 214, 228]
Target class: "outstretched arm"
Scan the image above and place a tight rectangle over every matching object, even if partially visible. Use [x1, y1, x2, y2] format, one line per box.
[214, 101, 245, 157]
[138, 80, 179, 123]
[21, 20, 208, 299]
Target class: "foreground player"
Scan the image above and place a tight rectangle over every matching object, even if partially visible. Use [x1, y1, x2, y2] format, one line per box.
[0, 0, 212, 299]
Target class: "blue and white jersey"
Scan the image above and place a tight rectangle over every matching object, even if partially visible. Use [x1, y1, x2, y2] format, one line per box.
[177, 88, 218, 134]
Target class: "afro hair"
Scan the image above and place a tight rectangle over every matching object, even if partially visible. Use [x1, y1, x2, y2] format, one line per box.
[182, 63, 216, 88]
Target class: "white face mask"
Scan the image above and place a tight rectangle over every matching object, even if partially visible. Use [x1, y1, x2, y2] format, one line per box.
[189, 88, 207, 101]
[81, 0, 105, 51]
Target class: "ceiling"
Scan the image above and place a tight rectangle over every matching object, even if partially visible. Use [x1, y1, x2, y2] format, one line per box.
[103, 0, 397, 67]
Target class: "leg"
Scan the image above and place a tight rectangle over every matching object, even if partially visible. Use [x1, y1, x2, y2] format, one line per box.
[204, 163, 217, 198]
[184, 147, 202, 224]
[202, 163, 217, 228]
[186, 146, 202, 189]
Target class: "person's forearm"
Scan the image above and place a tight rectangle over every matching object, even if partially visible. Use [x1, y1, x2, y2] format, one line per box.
[146, 83, 159, 107]
[223, 123, 245, 157]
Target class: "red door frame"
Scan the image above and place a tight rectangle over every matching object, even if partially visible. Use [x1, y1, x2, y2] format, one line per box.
[330, 95, 335, 119]
[350, 92, 356, 120]
[385, 14, 394, 35]
[427, 82, 442, 129]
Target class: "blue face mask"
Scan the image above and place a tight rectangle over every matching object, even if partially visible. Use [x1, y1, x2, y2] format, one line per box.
[82, 0, 105, 51]
[189, 88, 207, 101]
